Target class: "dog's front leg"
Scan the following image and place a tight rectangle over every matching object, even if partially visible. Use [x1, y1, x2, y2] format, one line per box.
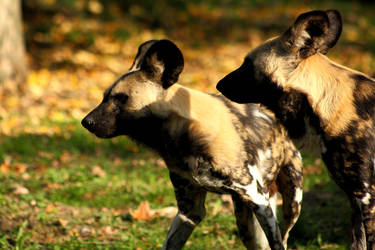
[162, 172, 207, 250]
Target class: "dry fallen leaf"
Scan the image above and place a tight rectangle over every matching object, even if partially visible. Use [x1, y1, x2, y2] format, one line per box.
[22, 173, 31, 180]
[47, 183, 61, 189]
[58, 218, 69, 227]
[102, 225, 114, 235]
[46, 203, 56, 213]
[129, 201, 153, 221]
[125, 145, 139, 153]
[59, 151, 72, 163]
[92, 165, 106, 177]
[0, 163, 10, 173]
[13, 185, 30, 195]
[0, 156, 12, 173]
[14, 163, 28, 174]
[80, 226, 92, 237]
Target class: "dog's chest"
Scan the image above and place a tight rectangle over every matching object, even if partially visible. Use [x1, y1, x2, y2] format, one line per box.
[164, 156, 231, 193]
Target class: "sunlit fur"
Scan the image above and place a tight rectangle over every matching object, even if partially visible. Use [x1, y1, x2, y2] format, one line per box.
[217, 10, 375, 249]
[82, 40, 304, 250]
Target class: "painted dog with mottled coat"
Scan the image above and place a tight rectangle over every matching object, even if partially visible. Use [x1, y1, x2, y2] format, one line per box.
[82, 39, 303, 249]
[217, 9, 375, 249]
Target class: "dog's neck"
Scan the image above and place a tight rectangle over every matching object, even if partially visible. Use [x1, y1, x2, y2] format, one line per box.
[146, 84, 244, 168]
[163, 84, 225, 135]
[284, 54, 356, 136]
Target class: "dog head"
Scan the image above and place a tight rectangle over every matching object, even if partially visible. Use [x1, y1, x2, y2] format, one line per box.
[216, 10, 342, 103]
[82, 39, 184, 138]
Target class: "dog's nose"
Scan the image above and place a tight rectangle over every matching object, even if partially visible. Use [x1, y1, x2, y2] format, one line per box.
[81, 116, 95, 130]
[216, 80, 226, 93]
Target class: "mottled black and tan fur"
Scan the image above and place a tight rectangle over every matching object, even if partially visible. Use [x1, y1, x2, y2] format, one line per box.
[82, 40, 303, 250]
[217, 10, 375, 250]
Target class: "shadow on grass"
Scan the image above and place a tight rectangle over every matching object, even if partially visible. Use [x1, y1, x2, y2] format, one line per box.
[0, 122, 353, 248]
[288, 178, 351, 249]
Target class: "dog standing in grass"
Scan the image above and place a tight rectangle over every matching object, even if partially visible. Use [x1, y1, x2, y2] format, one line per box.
[217, 10, 375, 249]
[82, 39, 303, 249]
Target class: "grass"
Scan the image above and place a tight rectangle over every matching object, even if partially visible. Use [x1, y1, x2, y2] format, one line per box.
[4, 0, 373, 248]
[0, 121, 351, 249]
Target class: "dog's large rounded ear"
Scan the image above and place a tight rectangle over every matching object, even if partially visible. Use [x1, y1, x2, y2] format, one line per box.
[129, 40, 159, 72]
[140, 39, 184, 89]
[282, 10, 342, 58]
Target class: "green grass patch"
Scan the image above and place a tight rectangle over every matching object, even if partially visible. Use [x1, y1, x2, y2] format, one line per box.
[0, 120, 351, 249]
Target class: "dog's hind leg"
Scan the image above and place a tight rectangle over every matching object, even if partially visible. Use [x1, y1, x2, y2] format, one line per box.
[162, 173, 207, 250]
[232, 194, 277, 250]
[350, 198, 366, 250]
[276, 160, 303, 248]
[233, 181, 284, 249]
[351, 190, 375, 250]
[363, 205, 375, 250]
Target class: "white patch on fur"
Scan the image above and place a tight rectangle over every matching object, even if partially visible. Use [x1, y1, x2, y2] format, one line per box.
[296, 151, 302, 159]
[361, 193, 371, 205]
[294, 30, 311, 49]
[253, 109, 272, 123]
[178, 213, 195, 225]
[295, 188, 303, 203]
[234, 167, 269, 207]
[257, 149, 273, 180]
[258, 149, 272, 165]
[234, 182, 269, 206]
[164, 212, 195, 239]
[248, 163, 265, 187]
[129, 63, 140, 72]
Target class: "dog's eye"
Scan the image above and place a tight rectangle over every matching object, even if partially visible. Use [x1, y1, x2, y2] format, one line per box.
[113, 93, 128, 104]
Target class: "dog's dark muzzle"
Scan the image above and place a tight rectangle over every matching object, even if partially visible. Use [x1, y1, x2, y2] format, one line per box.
[81, 116, 96, 133]
[81, 105, 118, 139]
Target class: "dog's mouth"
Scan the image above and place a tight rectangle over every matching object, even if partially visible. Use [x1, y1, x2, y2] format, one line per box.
[81, 116, 118, 139]
[93, 131, 116, 139]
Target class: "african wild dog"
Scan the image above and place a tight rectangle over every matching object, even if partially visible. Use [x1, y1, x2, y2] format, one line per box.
[81, 39, 303, 249]
[217, 9, 375, 249]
